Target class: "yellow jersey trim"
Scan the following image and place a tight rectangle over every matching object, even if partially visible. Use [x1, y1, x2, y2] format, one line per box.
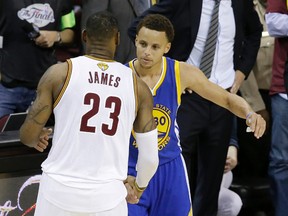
[128, 60, 134, 72]
[133, 72, 139, 118]
[174, 60, 181, 105]
[53, 60, 72, 108]
[151, 0, 157, 5]
[188, 207, 193, 216]
[128, 60, 139, 117]
[152, 57, 167, 96]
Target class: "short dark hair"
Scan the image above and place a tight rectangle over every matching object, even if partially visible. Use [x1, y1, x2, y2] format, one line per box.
[136, 14, 174, 43]
[86, 11, 119, 41]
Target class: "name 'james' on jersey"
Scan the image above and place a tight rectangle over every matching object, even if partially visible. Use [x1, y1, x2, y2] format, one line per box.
[42, 55, 136, 189]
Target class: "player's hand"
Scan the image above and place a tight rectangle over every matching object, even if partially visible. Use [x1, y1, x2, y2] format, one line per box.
[34, 128, 52, 152]
[124, 176, 139, 204]
[245, 112, 266, 139]
[35, 31, 58, 48]
[124, 175, 145, 204]
[256, 109, 270, 133]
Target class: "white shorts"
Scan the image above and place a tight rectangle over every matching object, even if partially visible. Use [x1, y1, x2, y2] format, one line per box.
[34, 192, 127, 216]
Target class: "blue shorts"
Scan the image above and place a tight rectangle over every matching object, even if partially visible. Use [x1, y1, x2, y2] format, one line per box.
[128, 155, 192, 216]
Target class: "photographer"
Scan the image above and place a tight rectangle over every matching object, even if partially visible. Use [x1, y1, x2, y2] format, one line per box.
[0, 0, 75, 118]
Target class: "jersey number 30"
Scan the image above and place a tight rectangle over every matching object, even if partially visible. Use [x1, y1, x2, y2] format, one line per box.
[80, 93, 121, 136]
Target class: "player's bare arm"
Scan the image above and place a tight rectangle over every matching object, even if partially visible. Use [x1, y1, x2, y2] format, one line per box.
[179, 62, 266, 138]
[20, 62, 68, 150]
[130, 74, 159, 200]
[133, 75, 156, 133]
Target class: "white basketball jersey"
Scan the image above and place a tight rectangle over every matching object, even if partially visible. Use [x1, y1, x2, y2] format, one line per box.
[41, 55, 136, 212]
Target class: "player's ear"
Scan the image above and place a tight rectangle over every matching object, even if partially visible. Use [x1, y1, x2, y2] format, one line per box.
[135, 35, 138, 45]
[115, 31, 120, 46]
[164, 42, 171, 54]
[82, 29, 87, 44]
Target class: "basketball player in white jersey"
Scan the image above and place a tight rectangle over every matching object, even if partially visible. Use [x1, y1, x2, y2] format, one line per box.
[20, 11, 159, 216]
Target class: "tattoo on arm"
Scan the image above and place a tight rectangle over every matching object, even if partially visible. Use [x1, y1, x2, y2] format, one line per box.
[142, 118, 156, 133]
[27, 104, 50, 125]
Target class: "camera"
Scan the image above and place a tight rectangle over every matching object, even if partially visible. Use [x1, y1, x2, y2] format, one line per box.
[22, 23, 40, 40]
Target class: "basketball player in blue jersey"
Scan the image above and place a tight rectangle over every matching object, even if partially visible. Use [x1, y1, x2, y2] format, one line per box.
[20, 11, 159, 216]
[126, 14, 266, 216]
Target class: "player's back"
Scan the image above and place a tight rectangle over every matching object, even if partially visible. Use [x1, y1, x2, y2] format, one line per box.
[42, 55, 136, 187]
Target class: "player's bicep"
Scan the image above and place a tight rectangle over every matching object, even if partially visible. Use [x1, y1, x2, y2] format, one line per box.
[180, 62, 207, 92]
[180, 63, 229, 108]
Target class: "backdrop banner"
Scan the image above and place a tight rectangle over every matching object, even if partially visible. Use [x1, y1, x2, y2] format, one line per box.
[0, 173, 41, 216]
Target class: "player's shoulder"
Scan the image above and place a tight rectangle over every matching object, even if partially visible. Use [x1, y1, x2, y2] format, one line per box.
[48, 61, 68, 76]
[39, 62, 69, 90]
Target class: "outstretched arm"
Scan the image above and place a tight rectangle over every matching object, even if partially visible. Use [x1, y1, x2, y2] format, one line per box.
[180, 62, 266, 139]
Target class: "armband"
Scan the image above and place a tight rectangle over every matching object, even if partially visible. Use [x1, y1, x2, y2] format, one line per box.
[61, 10, 76, 29]
[134, 180, 146, 192]
[135, 128, 158, 188]
[246, 111, 254, 120]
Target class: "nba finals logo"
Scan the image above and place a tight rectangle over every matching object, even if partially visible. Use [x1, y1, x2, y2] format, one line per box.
[132, 104, 171, 150]
[97, 63, 109, 71]
[17, 3, 55, 27]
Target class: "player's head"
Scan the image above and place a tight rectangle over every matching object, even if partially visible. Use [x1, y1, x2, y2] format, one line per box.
[85, 10, 119, 42]
[136, 14, 174, 43]
[83, 11, 119, 56]
[135, 14, 174, 68]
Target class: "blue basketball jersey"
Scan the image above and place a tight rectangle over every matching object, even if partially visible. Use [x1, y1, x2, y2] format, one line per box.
[127, 57, 182, 167]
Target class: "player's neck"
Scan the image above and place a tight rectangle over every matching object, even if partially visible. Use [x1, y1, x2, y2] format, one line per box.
[133, 59, 163, 90]
[86, 45, 115, 61]
[134, 59, 162, 78]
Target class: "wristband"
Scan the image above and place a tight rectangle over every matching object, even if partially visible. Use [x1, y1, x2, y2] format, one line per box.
[246, 111, 254, 119]
[134, 180, 146, 192]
